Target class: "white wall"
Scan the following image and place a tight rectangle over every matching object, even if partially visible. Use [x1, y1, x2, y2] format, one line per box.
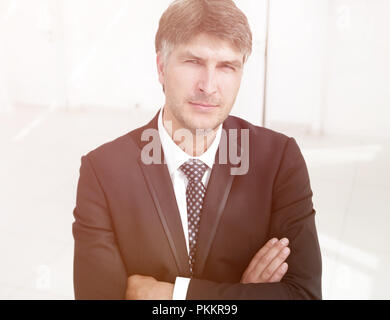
[323, 0, 390, 139]
[1, 0, 64, 108]
[266, 0, 328, 132]
[266, 0, 390, 139]
[60, 0, 169, 111]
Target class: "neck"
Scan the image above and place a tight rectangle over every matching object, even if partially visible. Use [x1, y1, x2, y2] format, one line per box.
[162, 108, 218, 157]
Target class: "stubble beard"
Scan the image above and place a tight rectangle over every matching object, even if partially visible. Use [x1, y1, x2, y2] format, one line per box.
[167, 97, 228, 134]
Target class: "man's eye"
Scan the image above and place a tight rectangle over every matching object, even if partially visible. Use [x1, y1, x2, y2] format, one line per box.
[186, 60, 199, 64]
[223, 65, 235, 71]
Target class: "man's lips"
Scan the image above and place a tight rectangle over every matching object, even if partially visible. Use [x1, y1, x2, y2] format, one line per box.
[189, 101, 219, 108]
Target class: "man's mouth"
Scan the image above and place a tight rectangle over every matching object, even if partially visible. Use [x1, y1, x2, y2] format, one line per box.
[188, 101, 219, 108]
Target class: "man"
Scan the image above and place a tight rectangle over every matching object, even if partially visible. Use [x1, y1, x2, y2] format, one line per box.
[73, 0, 322, 300]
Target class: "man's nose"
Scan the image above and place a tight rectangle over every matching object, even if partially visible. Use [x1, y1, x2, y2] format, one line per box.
[198, 68, 218, 95]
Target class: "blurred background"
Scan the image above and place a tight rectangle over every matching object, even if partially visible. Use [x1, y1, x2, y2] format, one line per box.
[1, 0, 389, 299]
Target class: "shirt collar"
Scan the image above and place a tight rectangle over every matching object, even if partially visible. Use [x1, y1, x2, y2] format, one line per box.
[157, 107, 222, 175]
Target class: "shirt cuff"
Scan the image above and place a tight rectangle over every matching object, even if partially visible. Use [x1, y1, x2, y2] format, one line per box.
[172, 277, 191, 300]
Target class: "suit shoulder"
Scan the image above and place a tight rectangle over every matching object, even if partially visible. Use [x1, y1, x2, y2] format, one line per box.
[81, 112, 158, 166]
[83, 125, 145, 164]
[225, 115, 291, 144]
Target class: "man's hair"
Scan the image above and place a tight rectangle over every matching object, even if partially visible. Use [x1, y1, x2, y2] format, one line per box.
[155, 0, 252, 64]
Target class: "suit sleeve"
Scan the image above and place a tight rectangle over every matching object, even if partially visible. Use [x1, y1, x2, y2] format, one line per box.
[186, 137, 322, 300]
[72, 155, 128, 299]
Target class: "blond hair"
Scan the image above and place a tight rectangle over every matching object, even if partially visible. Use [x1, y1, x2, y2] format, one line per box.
[155, 0, 252, 64]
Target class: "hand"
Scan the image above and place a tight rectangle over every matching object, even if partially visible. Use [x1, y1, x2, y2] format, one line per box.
[240, 238, 290, 284]
[125, 274, 174, 300]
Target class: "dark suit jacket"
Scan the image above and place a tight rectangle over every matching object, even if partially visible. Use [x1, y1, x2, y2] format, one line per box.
[72, 110, 322, 299]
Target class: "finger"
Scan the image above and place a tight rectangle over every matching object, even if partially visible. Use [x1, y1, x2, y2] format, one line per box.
[259, 246, 290, 282]
[269, 262, 288, 283]
[241, 238, 278, 280]
[241, 238, 288, 283]
[252, 238, 280, 262]
[250, 238, 289, 281]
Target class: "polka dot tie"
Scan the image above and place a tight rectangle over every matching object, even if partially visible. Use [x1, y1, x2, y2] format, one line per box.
[179, 159, 208, 275]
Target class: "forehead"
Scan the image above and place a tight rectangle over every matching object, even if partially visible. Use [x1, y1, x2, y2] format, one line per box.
[172, 33, 244, 63]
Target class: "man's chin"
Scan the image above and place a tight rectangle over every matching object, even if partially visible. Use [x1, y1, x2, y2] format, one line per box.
[184, 119, 221, 133]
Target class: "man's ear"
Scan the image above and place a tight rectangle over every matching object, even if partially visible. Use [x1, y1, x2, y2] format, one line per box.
[156, 51, 165, 86]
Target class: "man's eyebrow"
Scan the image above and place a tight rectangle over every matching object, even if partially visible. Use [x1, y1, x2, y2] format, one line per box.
[178, 51, 203, 60]
[220, 59, 243, 69]
[179, 51, 243, 68]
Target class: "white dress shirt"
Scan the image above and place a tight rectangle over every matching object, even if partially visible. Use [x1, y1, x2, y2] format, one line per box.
[157, 107, 222, 300]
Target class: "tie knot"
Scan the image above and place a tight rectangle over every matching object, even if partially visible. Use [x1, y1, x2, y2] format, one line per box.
[179, 159, 208, 182]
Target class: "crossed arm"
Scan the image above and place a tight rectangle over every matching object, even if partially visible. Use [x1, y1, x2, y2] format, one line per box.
[126, 237, 291, 299]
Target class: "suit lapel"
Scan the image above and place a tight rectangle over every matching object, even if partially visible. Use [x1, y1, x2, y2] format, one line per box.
[193, 161, 235, 276]
[133, 110, 191, 277]
[138, 159, 191, 276]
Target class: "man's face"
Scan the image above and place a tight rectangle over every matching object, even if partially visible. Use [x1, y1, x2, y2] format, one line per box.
[157, 33, 244, 133]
